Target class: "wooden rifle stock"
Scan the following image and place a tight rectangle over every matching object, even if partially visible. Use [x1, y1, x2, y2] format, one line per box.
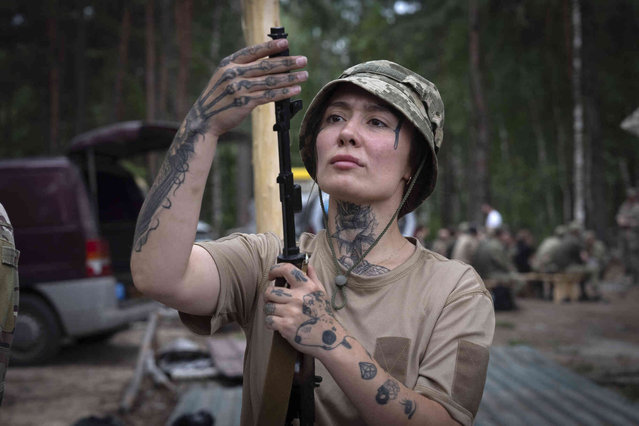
[258, 27, 320, 426]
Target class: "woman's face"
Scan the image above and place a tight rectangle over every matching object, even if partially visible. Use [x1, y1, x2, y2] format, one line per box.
[315, 83, 414, 209]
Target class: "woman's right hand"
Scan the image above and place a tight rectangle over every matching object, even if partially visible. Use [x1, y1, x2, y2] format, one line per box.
[185, 39, 308, 140]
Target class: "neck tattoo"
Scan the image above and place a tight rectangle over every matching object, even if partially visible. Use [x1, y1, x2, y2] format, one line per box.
[320, 157, 425, 310]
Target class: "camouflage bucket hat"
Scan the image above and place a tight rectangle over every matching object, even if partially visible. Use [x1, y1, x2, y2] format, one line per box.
[299, 60, 445, 216]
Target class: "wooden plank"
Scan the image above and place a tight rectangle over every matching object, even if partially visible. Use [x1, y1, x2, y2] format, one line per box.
[208, 335, 246, 379]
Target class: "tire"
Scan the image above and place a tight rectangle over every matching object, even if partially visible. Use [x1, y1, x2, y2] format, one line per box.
[11, 294, 63, 366]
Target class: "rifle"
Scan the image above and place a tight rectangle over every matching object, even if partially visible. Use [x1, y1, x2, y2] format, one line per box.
[258, 27, 320, 426]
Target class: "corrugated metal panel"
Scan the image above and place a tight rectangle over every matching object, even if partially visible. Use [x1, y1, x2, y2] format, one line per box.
[476, 346, 639, 426]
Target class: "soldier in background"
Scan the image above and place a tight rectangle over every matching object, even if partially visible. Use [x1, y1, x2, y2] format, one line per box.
[431, 227, 453, 257]
[552, 222, 591, 301]
[472, 227, 519, 310]
[0, 202, 19, 405]
[583, 230, 608, 301]
[616, 188, 639, 284]
[451, 222, 479, 264]
[531, 224, 567, 274]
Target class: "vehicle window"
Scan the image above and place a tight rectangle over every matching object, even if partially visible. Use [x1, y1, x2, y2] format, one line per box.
[0, 171, 72, 228]
[96, 169, 144, 223]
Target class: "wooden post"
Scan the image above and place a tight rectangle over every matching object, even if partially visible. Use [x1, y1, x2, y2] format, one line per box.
[240, 0, 283, 237]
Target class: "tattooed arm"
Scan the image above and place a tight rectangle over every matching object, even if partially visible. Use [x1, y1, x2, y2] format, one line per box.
[265, 264, 459, 425]
[130, 39, 307, 316]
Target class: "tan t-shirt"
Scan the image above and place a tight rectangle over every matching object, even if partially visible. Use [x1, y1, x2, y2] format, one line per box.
[180, 230, 494, 425]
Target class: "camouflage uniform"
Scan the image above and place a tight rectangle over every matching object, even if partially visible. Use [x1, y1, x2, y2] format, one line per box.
[583, 231, 608, 299]
[0, 202, 19, 405]
[451, 223, 479, 264]
[471, 231, 519, 310]
[616, 190, 639, 283]
[472, 234, 517, 282]
[531, 225, 566, 273]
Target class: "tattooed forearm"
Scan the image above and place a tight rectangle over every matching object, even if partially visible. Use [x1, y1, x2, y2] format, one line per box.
[400, 399, 417, 419]
[375, 379, 400, 405]
[133, 59, 292, 252]
[359, 362, 377, 380]
[133, 104, 204, 252]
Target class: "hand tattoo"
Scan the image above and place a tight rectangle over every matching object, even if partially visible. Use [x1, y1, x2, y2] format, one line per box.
[133, 51, 295, 252]
[293, 291, 351, 350]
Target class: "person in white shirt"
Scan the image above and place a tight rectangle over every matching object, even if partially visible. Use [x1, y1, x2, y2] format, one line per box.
[481, 202, 502, 230]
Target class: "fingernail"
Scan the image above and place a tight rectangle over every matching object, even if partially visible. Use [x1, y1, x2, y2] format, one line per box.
[299, 71, 309, 80]
[296, 56, 307, 66]
[277, 39, 288, 48]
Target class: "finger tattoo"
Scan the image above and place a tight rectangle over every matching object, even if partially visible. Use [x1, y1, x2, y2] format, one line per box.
[265, 315, 274, 327]
[271, 288, 292, 297]
[292, 269, 308, 282]
[264, 302, 276, 316]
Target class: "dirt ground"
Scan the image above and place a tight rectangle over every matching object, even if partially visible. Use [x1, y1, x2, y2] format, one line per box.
[1, 280, 639, 426]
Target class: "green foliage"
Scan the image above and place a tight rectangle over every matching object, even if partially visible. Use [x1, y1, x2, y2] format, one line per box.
[1, 0, 637, 240]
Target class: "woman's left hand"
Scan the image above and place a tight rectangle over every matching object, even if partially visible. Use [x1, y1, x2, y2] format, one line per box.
[264, 264, 352, 358]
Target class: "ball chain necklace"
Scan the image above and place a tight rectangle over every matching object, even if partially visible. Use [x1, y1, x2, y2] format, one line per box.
[320, 158, 425, 310]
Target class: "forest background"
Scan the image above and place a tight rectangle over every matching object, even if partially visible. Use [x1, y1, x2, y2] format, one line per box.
[2, 0, 639, 246]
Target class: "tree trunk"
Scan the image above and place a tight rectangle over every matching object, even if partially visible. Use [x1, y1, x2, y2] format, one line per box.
[240, 0, 282, 237]
[468, 0, 491, 225]
[145, 0, 156, 122]
[74, 2, 88, 135]
[146, 0, 161, 181]
[530, 104, 556, 226]
[571, 0, 585, 225]
[158, 0, 171, 120]
[47, 8, 60, 154]
[113, 7, 131, 122]
[175, 0, 193, 119]
[581, 2, 607, 240]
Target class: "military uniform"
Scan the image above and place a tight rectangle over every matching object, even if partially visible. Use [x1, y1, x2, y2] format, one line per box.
[616, 194, 639, 283]
[471, 233, 518, 310]
[583, 231, 608, 299]
[531, 226, 564, 273]
[0, 202, 19, 405]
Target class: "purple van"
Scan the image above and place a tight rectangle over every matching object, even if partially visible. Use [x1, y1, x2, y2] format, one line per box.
[0, 121, 179, 364]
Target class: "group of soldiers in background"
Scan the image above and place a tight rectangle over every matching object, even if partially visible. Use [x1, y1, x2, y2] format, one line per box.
[424, 191, 639, 310]
[616, 187, 639, 285]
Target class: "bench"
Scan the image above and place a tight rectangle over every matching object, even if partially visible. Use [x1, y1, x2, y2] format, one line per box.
[518, 272, 585, 303]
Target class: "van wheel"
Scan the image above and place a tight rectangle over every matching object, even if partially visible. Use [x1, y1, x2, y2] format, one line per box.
[11, 294, 62, 366]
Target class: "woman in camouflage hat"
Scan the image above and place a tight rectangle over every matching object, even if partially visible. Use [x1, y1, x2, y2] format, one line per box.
[131, 39, 494, 425]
